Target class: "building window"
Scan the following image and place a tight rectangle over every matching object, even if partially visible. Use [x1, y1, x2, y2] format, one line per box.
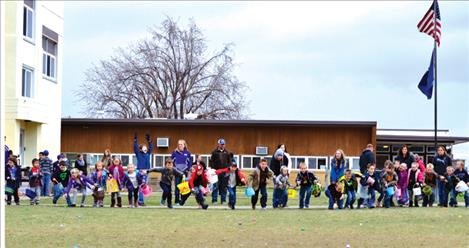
[22, 67, 34, 98]
[153, 154, 171, 168]
[42, 36, 57, 80]
[23, 1, 34, 41]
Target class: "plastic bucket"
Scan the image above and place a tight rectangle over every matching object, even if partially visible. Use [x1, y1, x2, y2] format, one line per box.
[245, 187, 255, 197]
[287, 188, 297, 199]
[140, 184, 152, 197]
[412, 186, 422, 196]
[177, 181, 191, 195]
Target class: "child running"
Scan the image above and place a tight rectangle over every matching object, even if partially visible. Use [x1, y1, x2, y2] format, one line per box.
[148, 159, 184, 208]
[213, 160, 246, 210]
[296, 162, 318, 209]
[247, 159, 274, 210]
[122, 164, 147, 208]
[180, 164, 210, 209]
[273, 166, 294, 208]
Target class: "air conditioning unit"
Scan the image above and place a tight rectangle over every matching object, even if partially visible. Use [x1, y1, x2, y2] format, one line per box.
[156, 138, 169, 148]
[256, 146, 268, 155]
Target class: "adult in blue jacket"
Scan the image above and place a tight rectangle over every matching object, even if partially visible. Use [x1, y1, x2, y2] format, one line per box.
[171, 139, 192, 204]
[134, 133, 153, 205]
[432, 145, 452, 207]
[326, 149, 347, 209]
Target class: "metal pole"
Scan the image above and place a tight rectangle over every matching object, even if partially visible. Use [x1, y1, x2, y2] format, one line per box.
[433, 0, 438, 153]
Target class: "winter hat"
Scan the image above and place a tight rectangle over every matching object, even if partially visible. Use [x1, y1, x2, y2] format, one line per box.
[230, 160, 238, 168]
[43, 150, 49, 156]
[217, 138, 225, 145]
[57, 153, 65, 160]
[274, 148, 284, 158]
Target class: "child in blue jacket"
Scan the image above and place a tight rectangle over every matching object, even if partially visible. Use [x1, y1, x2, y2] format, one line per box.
[91, 161, 108, 207]
[134, 133, 153, 206]
[122, 164, 147, 208]
[5, 157, 22, 205]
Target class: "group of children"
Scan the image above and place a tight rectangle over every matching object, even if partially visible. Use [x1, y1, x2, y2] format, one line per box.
[5, 152, 469, 210]
[326, 160, 469, 210]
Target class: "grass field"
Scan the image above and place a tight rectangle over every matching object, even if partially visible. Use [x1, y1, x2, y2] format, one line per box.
[5, 191, 469, 248]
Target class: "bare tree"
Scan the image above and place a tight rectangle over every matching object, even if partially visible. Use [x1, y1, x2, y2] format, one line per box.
[78, 17, 249, 119]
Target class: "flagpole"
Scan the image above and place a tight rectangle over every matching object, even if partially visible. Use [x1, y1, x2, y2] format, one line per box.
[433, 0, 438, 152]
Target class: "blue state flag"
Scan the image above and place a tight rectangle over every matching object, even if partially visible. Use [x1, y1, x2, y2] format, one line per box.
[418, 50, 435, 99]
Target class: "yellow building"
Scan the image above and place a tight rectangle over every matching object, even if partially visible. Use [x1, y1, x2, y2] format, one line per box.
[2, 0, 63, 167]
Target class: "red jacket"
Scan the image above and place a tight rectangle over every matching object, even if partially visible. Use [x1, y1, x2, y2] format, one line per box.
[189, 171, 209, 189]
[215, 168, 246, 185]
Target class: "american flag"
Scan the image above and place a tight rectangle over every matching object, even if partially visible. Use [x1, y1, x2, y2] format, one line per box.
[417, 0, 441, 46]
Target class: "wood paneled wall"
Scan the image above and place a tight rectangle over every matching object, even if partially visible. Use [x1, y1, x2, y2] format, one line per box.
[61, 122, 376, 157]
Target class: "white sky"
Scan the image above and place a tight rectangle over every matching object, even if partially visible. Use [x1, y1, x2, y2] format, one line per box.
[61, 1, 469, 158]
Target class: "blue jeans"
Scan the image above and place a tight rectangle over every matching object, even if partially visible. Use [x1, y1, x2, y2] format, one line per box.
[344, 190, 356, 208]
[273, 188, 287, 208]
[384, 193, 393, 208]
[437, 179, 446, 206]
[299, 186, 312, 208]
[448, 189, 458, 207]
[174, 175, 183, 203]
[53, 184, 71, 205]
[326, 189, 344, 209]
[41, 173, 51, 196]
[251, 185, 267, 208]
[227, 186, 236, 207]
[211, 174, 227, 203]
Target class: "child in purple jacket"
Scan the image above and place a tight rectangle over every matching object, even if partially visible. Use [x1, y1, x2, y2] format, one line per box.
[63, 168, 95, 207]
[396, 163, 409, 206]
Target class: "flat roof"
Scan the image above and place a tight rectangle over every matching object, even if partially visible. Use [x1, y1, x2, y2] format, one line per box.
[377, 135, 469, 145]
[61, 118, 377, 127]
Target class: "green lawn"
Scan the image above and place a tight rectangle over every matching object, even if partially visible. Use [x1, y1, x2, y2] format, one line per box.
[5, 191, 469, 248]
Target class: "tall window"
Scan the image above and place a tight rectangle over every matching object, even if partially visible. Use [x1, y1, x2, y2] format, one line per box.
[22, 67, 34, 98]
[42, 35, 57, 80]
[23, 0, 34, 40]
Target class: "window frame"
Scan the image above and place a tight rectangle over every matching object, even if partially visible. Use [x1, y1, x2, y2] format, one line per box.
[42, 36, 58, 81]
[23, 3, 35, 42]
[21, 65, 34, 98]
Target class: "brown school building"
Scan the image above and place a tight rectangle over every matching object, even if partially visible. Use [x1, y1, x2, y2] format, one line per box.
[60, 118, 469, 185]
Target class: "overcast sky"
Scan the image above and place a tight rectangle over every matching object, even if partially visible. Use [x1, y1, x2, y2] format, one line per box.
[61, 1, 469, 157]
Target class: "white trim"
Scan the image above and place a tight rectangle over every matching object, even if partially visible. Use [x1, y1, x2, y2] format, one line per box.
[23, 4, 35, 42]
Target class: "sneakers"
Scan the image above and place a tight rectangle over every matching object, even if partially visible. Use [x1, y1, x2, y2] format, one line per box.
[160, 199, 166, 206]
[167, 204, 173, 209]
[80, 204, 85, 208]
[252, 205, 256, 210]
[202, 204, 209, 210]
[261, 207, 267, 210]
